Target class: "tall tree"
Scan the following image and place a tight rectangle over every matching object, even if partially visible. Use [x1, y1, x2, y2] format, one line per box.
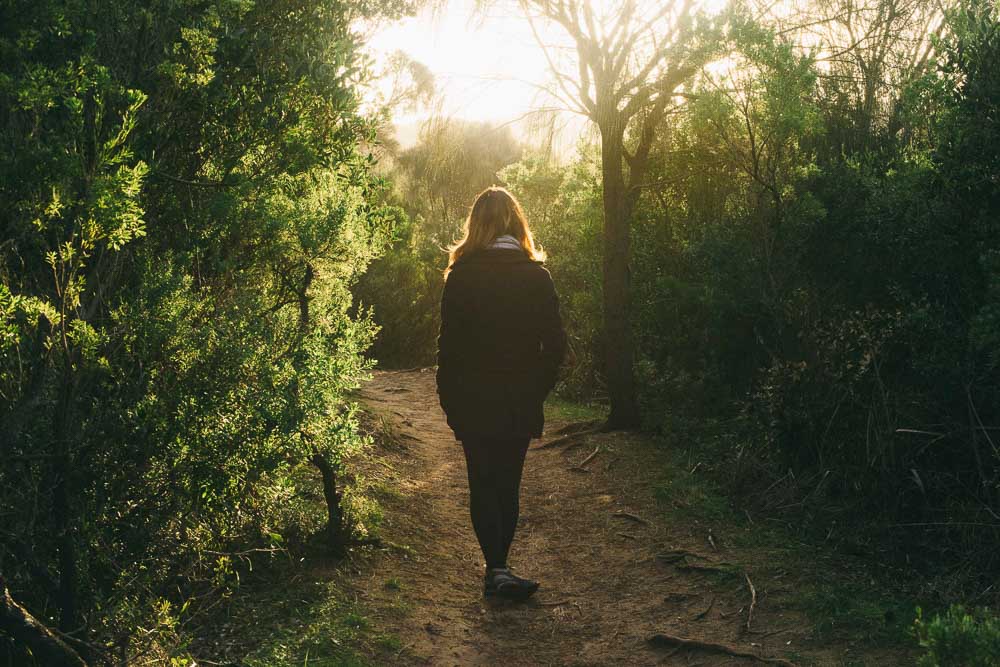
[506, 0, 725, 428]
[747, 0, 949, 151]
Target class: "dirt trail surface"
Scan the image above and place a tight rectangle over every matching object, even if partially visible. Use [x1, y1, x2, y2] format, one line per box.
[349, 369, 867, 666]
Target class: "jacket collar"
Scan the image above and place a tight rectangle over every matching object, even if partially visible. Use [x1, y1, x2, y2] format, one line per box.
[489, 234, 522, 250]
[454, 248, 538, 265]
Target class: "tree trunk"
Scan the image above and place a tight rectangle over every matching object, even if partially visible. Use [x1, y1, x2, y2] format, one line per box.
[310, 452, 347, 552]
[52, 373, 78, 632]
[0, 577, 87, 667]
[598, 117, 641, 429]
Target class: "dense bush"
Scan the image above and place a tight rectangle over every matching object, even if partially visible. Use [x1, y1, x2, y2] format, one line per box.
[624, 0, 1000, 570]
[0, 0, 410, 658]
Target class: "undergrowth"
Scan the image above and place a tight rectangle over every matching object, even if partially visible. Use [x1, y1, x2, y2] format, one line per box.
[643, 417, 1000, 664]
[913, 605, 1000, 667]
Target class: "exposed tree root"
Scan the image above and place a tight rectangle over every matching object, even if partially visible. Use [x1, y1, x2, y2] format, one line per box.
[548, 419, 604, 436]
[535, 423, 609, 449]
[693, 596, 716, 620]
[648, 632, 798, 666]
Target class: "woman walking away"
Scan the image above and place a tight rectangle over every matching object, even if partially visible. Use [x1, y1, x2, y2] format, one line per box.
[436, 186, 567, 601]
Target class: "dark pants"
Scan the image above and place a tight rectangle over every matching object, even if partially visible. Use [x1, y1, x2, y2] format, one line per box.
[460, 434, 531, 570]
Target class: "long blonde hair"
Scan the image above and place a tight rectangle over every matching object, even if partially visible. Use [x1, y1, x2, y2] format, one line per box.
[444, 186, 545, 278]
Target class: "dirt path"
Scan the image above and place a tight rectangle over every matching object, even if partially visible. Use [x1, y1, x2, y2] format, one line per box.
[349, 369, 852, 666]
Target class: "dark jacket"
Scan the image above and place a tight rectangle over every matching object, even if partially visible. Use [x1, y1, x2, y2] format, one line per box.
[435, 247, 567, 441]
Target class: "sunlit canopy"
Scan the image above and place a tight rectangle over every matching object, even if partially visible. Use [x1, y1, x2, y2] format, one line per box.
[361, 0, 731, 153]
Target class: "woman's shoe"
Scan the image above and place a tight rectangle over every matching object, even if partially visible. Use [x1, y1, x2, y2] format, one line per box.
[484, 567, 539, 600]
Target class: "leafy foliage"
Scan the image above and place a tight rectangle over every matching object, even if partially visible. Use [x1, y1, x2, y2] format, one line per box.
[0, 0, 409, 658]
[915, 605, 1000, 667]
[611, 1, 1000, 575]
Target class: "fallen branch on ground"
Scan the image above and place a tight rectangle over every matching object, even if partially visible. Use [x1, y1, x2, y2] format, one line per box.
[648, 633, 797, 666]
[745, 572, 758, 633]
[611, 510, 648, 525]
[576, 446, 601, 468]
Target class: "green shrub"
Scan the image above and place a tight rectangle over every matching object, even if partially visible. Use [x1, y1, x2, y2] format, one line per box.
[914, 605, 1000, 667]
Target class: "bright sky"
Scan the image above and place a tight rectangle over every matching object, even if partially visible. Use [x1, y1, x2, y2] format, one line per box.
[363, 0, 587, 152]
[368, 2, 541, 120]
[361, 0, 733, 154]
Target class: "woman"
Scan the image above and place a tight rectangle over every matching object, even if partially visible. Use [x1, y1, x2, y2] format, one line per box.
[436, 186, 566, 601]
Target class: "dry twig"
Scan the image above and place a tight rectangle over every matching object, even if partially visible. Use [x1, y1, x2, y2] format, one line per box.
[744, 572, 758, 633]
[577, 445, 601, 468]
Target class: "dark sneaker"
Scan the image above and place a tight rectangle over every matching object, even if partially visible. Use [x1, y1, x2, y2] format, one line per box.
[484, 567, 539, 600]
